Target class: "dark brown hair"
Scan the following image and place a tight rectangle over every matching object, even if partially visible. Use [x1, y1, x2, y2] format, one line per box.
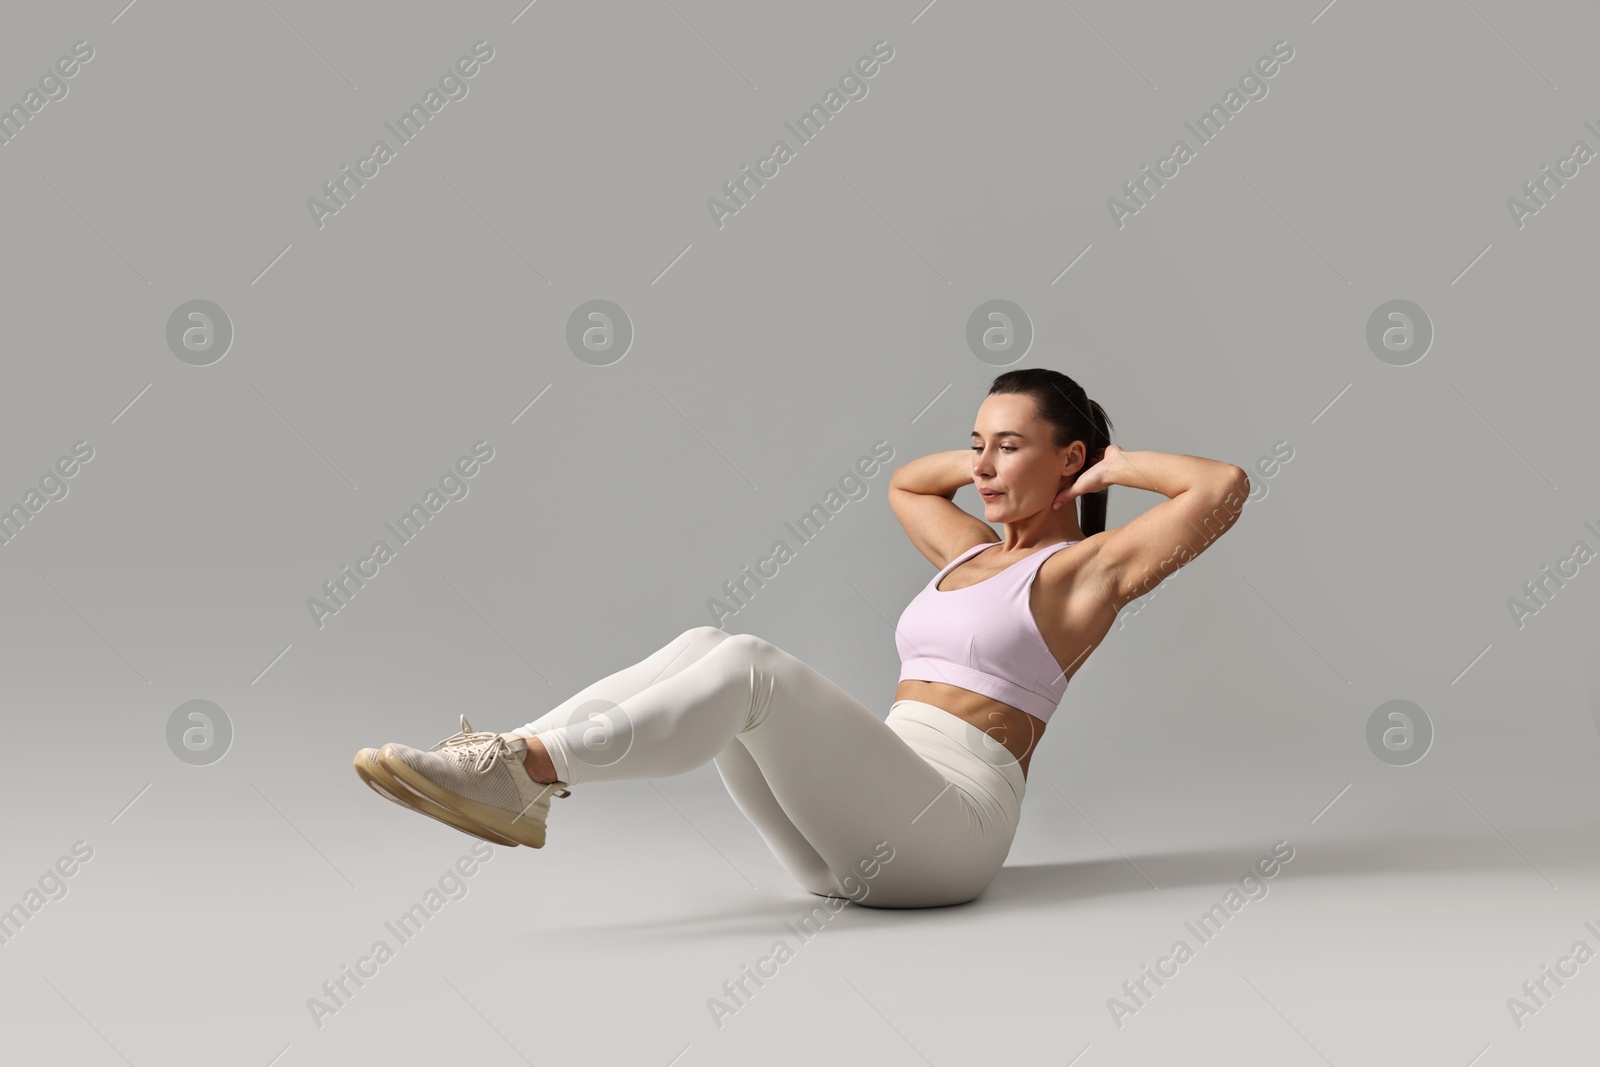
[987, 368, 1115, 536]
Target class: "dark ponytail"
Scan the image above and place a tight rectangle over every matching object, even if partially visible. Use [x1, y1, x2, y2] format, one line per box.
[1077, 396, 1113, 536]
[987, 368, 1116, 536]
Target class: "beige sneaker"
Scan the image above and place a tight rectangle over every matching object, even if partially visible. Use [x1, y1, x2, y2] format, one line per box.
[380, 716, 571, 848]
[353, 746, 520, 847]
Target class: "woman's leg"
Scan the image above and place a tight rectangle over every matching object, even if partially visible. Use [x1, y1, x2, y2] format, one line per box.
[709, 737, 844, 898]
[510, 627, 841, 895]
[524, 632, 1018, 907]
[509, 626, 730, 739]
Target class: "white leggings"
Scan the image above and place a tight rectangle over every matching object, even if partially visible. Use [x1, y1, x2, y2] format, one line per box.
[511, 627, 1027, 909]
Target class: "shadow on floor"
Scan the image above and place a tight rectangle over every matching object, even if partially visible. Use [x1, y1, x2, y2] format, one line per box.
[987, 824, 1598, 908]
[526, 824, 1600, 940]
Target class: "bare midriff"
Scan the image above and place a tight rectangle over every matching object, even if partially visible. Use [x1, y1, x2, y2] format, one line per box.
[893, 679, 1046, 778]
[893, 540, 1117, 781]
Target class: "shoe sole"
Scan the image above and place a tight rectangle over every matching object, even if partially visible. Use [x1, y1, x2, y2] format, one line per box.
[378, 743, 553, 848]
[353, 748, 520, 848]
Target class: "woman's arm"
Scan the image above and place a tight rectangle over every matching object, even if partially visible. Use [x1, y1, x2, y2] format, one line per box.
[888, 448, 972, 499]
[1069, 448, 1242, 502]
[888, 449, 995, 567]
[1061, 447, 1248, 611]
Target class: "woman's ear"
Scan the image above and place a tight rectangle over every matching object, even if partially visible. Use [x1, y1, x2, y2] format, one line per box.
[1064, 440, 1086, 480]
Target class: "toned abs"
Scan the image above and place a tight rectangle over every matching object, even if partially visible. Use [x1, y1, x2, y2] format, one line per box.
[897, 542, 1117, 779]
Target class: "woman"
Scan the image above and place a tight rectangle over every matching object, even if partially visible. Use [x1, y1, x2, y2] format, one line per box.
[353, 368, 1248, 908]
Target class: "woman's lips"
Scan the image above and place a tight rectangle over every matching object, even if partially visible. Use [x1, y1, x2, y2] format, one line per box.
[979, 490, 1003, 500]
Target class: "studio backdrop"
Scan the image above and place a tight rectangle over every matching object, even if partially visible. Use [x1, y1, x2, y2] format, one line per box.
[2, 1, 1597, 1065]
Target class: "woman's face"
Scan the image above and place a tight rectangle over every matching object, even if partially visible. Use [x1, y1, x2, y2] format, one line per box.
[969, 394, 1083, 519]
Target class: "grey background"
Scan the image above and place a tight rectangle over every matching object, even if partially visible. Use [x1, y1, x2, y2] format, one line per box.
[2, 0, 1598, 1063]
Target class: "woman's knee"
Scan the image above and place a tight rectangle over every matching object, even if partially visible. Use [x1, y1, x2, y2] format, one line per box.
[669, 626, 736, 666]
[713, 632, 777, 662]
[673, 625, 731, 656]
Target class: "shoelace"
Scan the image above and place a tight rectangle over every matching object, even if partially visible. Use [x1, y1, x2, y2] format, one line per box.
[426, 714, 572, 795]
[423, 717, 509, 773]
[429, 714, 488, 751]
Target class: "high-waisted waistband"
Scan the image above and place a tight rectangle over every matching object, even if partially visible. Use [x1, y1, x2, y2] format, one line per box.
[886, 699, 1026, 817]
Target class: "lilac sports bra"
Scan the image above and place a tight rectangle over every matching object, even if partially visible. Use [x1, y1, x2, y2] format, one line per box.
[894, 540, 1078, 724]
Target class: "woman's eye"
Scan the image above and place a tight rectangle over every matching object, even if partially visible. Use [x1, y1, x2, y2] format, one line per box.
[971, 445, 1016, 453]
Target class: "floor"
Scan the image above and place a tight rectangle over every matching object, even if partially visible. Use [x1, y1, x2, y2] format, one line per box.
[7, 743, 1596, 1067]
